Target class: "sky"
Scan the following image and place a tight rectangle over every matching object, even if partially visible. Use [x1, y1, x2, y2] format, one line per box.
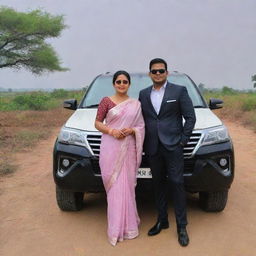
[0, 0, 256, 90]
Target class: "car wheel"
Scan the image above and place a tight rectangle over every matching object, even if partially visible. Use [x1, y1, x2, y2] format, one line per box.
[56, 186, 84, 211]
[199, 190, 228, 212]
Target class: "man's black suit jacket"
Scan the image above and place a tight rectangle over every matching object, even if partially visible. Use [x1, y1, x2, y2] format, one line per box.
[139, 81, 196, 156]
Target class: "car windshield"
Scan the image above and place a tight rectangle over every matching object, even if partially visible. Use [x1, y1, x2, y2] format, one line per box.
[81, 73, 205, 108]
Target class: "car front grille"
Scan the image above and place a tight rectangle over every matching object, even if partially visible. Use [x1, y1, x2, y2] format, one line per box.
[87, 132, 202, 159]
[183, 133, 202, 158]
[87, 134, 101, 157]
[87, 132, 201, 176]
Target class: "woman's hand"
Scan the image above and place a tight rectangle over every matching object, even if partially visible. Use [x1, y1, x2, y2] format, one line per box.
[121, 128, 135, 136]
[109, 129, 126, 139]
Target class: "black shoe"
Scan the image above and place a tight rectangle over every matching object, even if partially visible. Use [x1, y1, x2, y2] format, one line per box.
[177, 227, 189, 246]
[148, 221, 169, 236]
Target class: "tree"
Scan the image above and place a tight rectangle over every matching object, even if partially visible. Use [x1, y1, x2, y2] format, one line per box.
[252, 74, 256, 88]
[198, 83, 206, 93]
[222, 86, 236, 95]
[0, 7, 68, 74]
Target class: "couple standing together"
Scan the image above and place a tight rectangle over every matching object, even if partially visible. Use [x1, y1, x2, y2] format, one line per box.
[95, 58, 196, 247]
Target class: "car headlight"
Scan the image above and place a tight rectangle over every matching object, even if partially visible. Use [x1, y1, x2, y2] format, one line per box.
[201, 126, 230, 146]
[58, 127, 88, 147]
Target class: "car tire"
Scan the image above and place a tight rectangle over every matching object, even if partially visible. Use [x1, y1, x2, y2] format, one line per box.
[199, 190, 228, 212]
[56, 186, 84, 211]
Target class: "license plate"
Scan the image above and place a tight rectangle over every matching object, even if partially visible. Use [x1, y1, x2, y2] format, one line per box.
[137, 168, 152, 178]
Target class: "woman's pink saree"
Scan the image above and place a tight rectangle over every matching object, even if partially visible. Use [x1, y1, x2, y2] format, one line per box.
[99, 98, 145, 246]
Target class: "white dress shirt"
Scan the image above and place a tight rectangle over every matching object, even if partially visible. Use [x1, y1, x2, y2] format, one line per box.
[150, 81, 167, 115]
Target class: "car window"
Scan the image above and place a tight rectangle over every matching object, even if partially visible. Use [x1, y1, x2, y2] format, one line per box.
[81, 73, 205, 108]
[169, 74, 205, 107]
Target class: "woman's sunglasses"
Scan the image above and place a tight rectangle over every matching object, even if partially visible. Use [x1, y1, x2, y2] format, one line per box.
[150, 69, 166, 74]
[115, 80, 129, 85]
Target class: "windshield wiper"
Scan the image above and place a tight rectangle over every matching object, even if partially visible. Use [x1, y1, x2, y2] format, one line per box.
[84, 104, 99, 108]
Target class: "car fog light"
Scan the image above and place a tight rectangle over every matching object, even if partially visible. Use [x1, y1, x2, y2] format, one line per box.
[62, 159, 70, 167]
[219, 158, 228, 167]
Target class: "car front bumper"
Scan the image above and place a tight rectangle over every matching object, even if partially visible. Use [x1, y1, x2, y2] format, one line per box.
[53, 140, 234, 193]
[184, 140, 234, 192]
[53, 140, 104, 192]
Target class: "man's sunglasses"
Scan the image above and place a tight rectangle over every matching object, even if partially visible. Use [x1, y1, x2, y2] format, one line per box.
[115, 80, 129, 85]
[150, 69, 166, 74]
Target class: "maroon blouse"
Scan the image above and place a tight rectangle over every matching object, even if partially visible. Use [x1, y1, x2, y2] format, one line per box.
[96, 97, 116, 122]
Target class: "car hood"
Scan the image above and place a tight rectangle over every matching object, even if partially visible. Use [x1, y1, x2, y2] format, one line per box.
[64, 108, 222, 131]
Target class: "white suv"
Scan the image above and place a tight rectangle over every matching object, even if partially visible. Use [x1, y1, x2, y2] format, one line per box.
[53, 72, 234, 212]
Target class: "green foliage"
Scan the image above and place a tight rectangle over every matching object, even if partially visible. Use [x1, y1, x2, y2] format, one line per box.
[0, 7, 68, 74]
[203, 90, 256, 111]
[0, 89, 85, 111]
[66, 90, 85, 101]
[252, 74, 256, 88]
[202, 90, 256, 131]
[0, 160, 17, 176]
[241, 95, 256, 111]
[221, 86, 237, 95]
[50, 89, 84, 100]
[51, 89, 69, 98]
[198, 83, 206, 93]
[13, 92, 51, 110]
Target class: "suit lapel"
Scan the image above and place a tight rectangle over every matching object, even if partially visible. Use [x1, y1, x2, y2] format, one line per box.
[158, 82, 172, 116]
[146, 86, 158, 116]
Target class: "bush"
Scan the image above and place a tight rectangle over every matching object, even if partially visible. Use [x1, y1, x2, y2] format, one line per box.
[241, 96, 256, 111]
[221, 86, 237, 95]
[13, 92, 51, 110]
[0, 160, 17, 176]
[0, 90, 85, 111]
[51, 89, 69, 98]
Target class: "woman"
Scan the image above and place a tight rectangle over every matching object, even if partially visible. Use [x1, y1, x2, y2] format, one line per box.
[94, 70, 145, 246]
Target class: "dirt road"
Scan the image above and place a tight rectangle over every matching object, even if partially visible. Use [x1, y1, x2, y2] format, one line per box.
[1, 120, 255, 256]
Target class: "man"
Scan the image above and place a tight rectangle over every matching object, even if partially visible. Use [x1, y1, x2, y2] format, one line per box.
[139, 58, 196, 246]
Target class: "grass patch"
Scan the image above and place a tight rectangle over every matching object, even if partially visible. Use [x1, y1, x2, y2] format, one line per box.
[0, 90, 84, 111]
[203, 90, 256, 132]
[241, 96, 256, 111]
[0, 158, 17, 176]
[14, 129, 49, 149]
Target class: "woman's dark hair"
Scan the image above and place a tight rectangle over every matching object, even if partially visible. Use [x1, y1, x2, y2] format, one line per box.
[149, 58, 168, 71]
[112, 70, 131, 84]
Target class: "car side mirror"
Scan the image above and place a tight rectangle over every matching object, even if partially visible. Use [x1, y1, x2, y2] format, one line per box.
[209, 98, 223, 110]
[63, 99, 77, 110]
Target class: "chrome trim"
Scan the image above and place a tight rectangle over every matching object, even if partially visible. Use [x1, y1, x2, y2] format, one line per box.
[185, 129, 204, 159]
[185, 147, 194, 150]
[85, 131, 101, 155]
[187, 141, 197, 145]
[86, 130, 204, 159]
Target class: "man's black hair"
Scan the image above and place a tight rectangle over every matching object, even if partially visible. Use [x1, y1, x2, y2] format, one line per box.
[149, 58, 168, 71]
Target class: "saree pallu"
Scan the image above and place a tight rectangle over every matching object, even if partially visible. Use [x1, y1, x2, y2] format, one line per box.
[99, 98, 145, 246]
